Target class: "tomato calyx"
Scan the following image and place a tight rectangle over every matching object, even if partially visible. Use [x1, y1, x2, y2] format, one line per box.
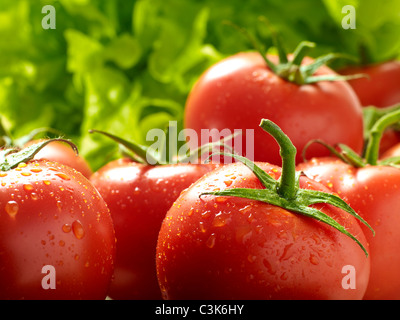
[227, 19, 365, 85]
[89, 128, 237, 165]
[200, 119, 373, 256]
[0, 138, 78, 171]
[0, 116, 63, 149]
[303, 104, 400, 168]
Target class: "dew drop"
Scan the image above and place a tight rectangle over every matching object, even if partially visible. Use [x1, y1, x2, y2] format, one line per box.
[30, 192, 39, 200]
[55, 173, 70, 180]
[212, 214, 226, 227]
[59, 240, 65, 247]
[223, 180, 233, 187]
[21, 172, 31, 177]
[199, 221, 206, 233]
[23, 183, 34, 191]
[5, 200, 19, 218]
[280, 272, 288, 281]
[309, 253, 319, 265]
[206, 233, 216, 248]
[62, 222, 73, 234]
[72, 220, 85, 239]
[43, 180, 51, 186]
[263, 258, 276, 275]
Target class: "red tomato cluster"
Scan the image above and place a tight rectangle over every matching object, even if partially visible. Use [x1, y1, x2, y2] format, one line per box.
[1, 44, 399, 301]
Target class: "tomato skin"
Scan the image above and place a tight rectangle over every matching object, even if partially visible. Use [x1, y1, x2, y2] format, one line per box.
[184, 52, 364, 166]
[381, 141, 400, 159]
[26, 140, 92, 178]
[298, 157, 400, 300]
[90, 159, 220, 300]
[0, 160, 116, 300]
[340, 60, 400, 108]
[156, 162, 370, 300]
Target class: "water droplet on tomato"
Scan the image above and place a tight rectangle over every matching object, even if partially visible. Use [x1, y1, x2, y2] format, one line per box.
[43, 180, 51, 186]
[309, 253, 319, 265]
[199, 221, 206, 233]
[55, 173, 70, 180]
[30, 192, 39, 200]
[62, 223, 72, 233]
[206, 233, 216, 248]
[5, 200, 19, 218]
[223, 180, 233, 187]
[21, 172, 31, 177]
[72, 220, 85, 239]
[280, 272, 288, 281]
[263, 258, 276, 275]
[23, 183, 34, 191]
[212, 214, 227, 227]
[59, 240, 65, 247]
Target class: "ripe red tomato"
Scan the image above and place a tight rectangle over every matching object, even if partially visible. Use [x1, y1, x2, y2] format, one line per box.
[0, 144, 116, 299]
[381, 140, 400, 160]
[340, 60, 400, 108]
[90, 159, 219, 300]
[184, 52, 364, 165]
[156, 161, 370, 300]
[26, 139, 93, 178]
[298, 157, 400, 299]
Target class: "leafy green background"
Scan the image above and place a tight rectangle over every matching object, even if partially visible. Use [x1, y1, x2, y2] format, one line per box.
[0, 0, 399, 170]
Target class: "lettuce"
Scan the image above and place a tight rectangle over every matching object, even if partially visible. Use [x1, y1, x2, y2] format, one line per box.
[0, 0, 398, 170]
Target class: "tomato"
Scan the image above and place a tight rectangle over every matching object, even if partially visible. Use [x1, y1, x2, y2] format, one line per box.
[90, 158, 219, 300]
[381, 140, 400, 160]
[156, 119, 371, 300]
[378, 128, 400, 155]
[184, 51, 364, 166]
[0, 141, 116, 299]
[26, 139, 93, 178]
[340, 60, 400, 108]
[298, 157, 400, 300]
[155, 161, 370, 300]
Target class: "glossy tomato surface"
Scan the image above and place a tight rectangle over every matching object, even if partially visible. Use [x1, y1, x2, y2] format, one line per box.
[156, 162, 370, 300]
[0, 160, 116, 299]
[298, 157, 400, 300]
[184, 52, 364, 166]
[340, 60, 400, 108]
[90, 159, 219, 300]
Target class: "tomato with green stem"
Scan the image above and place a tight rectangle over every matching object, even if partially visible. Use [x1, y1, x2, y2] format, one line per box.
[0, 121, 92, 178]
[89, 129, 223, 299]
[0, 140, 116, 299]
[184, 30, 365, 166]
[156, 119, 372, 300]
[298, 108, 400, 300]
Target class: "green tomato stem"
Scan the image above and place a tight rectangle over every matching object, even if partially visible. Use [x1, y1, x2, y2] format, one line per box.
[259, 119, 297, 200]
[364, 108, 400, 165]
